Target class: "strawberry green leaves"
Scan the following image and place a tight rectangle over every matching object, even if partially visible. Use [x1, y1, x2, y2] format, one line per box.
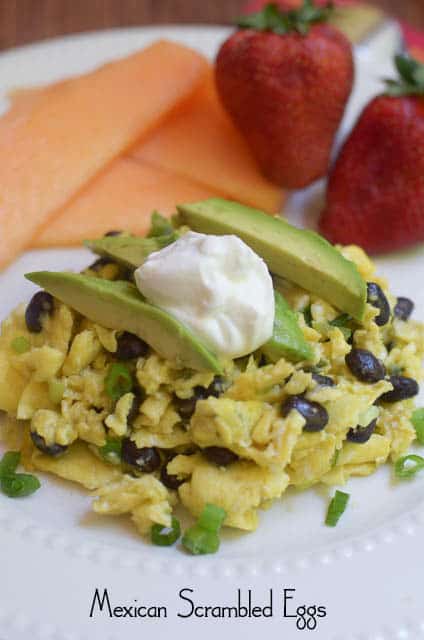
[385, 54, 424, 97]
[237, 1, 333, 37]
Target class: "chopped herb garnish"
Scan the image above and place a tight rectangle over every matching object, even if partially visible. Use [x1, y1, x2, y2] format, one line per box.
[329, 313, 352, 328]
[151, 516, 181, 546]
[325, 490, 350, 527]
[197, 503, 227, 532]
[302, 305, 313, 327]
[11, 336, 30, 354]
[0, 451, 21, 477]
[0, 451, 41, 498]
[1, 473, 41, 498]
[105, 363, 133, 401]
[147, 211, 174, 238]
[330, 449, 340, 469]
[99, 437, 122, 464]
[412, 409, 424, 445]
[390, 365, 404, 376]
[394, 454, 424, 479]
[182, 503, 226, 555]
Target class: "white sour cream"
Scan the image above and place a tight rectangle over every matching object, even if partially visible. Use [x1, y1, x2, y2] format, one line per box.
[134, 231, 274, 359]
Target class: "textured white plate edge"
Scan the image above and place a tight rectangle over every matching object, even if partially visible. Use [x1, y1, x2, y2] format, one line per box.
[0, 23, 423, 640]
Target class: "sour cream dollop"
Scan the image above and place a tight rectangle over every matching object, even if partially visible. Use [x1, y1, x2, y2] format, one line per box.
[134, 231, 274, 359]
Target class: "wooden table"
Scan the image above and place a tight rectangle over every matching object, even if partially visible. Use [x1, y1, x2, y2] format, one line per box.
[0, 1, 423, 52]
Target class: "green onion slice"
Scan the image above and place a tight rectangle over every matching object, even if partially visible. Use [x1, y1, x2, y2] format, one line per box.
[394, 454, 424, 479]
[197, 503, 226, 533]
[325, 490, 350, 527]
[105, 363, 133, 401]
[151, 516, 181, 546]
[329, 313, 353, 328]
[182, 525, 220, 555]
[0, 451, 21, 478]
[412, 409, 424, 445]
[11, 336, 30, 354]
[302, 305, 313, 327]
[182, 503, 227, 555]
[99, 438, 122, 464]
[147, 211, 175, 238]
[1, 473, 41, 498]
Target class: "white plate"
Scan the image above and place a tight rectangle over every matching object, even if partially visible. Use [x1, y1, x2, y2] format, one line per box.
[1, 25, 424, 640]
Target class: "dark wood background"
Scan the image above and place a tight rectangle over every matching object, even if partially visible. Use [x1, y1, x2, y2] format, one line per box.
[0, 1, 423, 52]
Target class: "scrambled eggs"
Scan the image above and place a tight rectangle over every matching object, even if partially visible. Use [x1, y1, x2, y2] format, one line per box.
[0, 243, 423, 541]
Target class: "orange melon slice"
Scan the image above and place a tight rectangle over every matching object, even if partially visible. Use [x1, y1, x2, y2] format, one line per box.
[33, 158, 223, 247]
[130, 68, 284, 213]
[0, 40, 208, 268]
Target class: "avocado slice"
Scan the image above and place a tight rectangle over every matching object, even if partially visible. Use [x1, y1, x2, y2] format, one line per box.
[25, 272, 222, 374]
[177, 199, 366, 322]
[263, 291, 314, 364]
[84, 234, 176, 270]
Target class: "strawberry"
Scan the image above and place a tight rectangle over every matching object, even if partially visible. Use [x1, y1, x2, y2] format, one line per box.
[215, 1, 354, 189]
[319, 54, 424, 254]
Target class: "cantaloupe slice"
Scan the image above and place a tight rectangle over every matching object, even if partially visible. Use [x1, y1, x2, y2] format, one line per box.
[0, 40, 208, 268]
[130, 68, 284, 213]
[33, 158, 223, 247]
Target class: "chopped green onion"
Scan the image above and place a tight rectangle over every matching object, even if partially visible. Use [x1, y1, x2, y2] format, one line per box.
[151, 516, 181, 546]
[390, 365, 404, 376]
[99, 438, 122, 464]
[11, 336, 30, 354]
[182, 503, 227, 555]
[329, 313, 352, 328]
[0, 451, 21, 478]
[48, 379, 65, 405]
[197, 503, 226, 532]
[302, 305, 313, 327]
[147, 211, 174, 238]
[330, 449, 340, 469]
[182, 525, 220, 555]
[105, 363, 133, 401]
[1, 473, 41, 498]
[412, 409, 424, 445]
[394, 454, 424, 479]
[325, 490, 350, 527]
[338, 327, 352, 341]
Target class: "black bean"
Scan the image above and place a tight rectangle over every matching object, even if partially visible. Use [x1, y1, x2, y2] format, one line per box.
[121, 439, 161, 472]
[281, 395, 329, 432]
[127, 391, 143, 426]
[174, 377, 227, 421]
[25, 291, 54, 333]
[88, 256, 115, 272]
[312, 373, 335, 387]
[379, 376, 419, 403]
[31, 431, 67, 457]
[206, 376, 227, 397]
[203, 446, 239, 466]
[367, 282, 390, 326]
[393, 297, 414, 321]
[345, 349, 386, 383]
[115, 332, 149, 360]
[160, 457, 185, 490]
[347, 418, 377, 443]
[104, 230, 123, 237]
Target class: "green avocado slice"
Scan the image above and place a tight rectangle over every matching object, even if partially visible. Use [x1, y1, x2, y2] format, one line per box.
[263, 291, 314, 363]
[177, 198, 367, 322]
[84, 234, 176, 270]
[25, 272, 222, 374]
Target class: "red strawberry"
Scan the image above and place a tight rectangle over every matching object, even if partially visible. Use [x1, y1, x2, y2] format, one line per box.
[319, 55, 424, 254]
[215, 1, 354, 189]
